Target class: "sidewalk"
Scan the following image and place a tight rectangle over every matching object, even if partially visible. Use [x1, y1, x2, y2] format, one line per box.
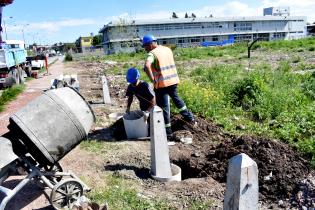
[0, 58, 65, 135]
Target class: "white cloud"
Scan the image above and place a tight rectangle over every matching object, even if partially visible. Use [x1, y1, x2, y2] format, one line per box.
[194, 1, 259, 18]
[7, 18, 97, 34]
[120, 0, 315, 22]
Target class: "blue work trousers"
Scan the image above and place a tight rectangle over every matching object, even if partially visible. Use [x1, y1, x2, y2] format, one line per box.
[154, 84, 193, 133]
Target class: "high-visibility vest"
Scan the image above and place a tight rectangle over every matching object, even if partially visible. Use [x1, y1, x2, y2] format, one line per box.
[150, 45, 179, 89]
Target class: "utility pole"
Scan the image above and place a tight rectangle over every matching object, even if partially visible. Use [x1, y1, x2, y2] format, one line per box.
[15, 23, 29, 48]
[3, 16, 12, 40]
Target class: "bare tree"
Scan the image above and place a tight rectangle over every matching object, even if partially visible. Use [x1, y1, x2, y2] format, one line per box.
[113, 17, 140, 50]
[191, 13, 196, 18]
[185, 13, 189, 18]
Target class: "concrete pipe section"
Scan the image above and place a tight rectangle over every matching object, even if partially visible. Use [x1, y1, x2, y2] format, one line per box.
[151, 163, 182, 182]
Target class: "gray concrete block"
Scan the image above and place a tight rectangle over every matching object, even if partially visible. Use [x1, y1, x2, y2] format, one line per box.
[223, 153, 258, 210]
[150, 106, 172, 179]
[101, 76, 111, 104]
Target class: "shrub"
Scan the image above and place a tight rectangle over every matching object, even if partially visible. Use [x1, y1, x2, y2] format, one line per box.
[302, 75, 315, 100]
[230, 77, 263, 110]
[291, 56, 301, 63]
[277, 61, 291, 72]
[165, 44, 176, 50]
[178, 80, 221, 118]
[64, 53, 73, 61]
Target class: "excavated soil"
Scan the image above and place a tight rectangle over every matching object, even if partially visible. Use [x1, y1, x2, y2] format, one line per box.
[168, 115, 313, 204]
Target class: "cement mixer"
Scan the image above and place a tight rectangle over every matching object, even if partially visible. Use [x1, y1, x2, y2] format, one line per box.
[0, 87, 95, 210]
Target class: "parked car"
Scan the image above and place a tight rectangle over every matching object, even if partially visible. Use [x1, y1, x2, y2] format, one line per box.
[31, 59, 45, 69]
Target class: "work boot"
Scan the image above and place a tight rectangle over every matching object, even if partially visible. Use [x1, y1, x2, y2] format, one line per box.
[188, 119, 198, 128]
[166, 127, 173, 141]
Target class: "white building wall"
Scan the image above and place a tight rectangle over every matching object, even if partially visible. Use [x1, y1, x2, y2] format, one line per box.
[100, 16, 307, 54]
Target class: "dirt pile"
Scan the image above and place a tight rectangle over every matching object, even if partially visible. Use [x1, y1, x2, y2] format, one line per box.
[108, 114, 312, 202]
[169, 115, 312, 202]
[109, 118, 127, 140]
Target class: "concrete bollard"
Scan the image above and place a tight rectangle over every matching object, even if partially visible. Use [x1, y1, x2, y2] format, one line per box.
[101, 76, 111, 104]
[150, 106, 172, 179]
[150, 106, 181, 182]
[223, 153, 258, 210]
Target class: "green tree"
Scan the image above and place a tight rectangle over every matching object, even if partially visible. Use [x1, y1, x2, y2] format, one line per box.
[92, 34, 102, 46]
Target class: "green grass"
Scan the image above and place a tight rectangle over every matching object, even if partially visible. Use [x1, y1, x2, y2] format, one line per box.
[87, 170, 216, 210]
[174, 43, 247, 60]
[258, 37, 315, 51]
[80, 140, 124, 155]
[39, 66, 47, 73]
[88, 174, 173, 210]
[0, 85, 25, 112]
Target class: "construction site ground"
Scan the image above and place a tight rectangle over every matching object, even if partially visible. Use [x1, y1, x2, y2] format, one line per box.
[0, 49, 315, 210]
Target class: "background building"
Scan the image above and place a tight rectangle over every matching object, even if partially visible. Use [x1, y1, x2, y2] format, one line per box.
[75, 36, 93, 53]
[263, 7, 290, 16]
[307, 24, 315, 36]
[99, 7, 307, 54]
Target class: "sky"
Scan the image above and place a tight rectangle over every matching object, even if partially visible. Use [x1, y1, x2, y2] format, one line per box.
[2, 0, 315, 45]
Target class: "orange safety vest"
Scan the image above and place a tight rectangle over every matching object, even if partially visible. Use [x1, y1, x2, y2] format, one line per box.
[150, 45, 179, 89]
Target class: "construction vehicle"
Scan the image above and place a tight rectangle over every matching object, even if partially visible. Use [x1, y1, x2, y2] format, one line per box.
[0, 0, 29, 88]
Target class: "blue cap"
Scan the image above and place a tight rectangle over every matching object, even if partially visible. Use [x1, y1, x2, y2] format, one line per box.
[126, 68, 140, 83]
[142, 34, 157, 47]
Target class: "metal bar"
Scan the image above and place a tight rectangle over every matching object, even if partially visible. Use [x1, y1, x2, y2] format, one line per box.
[39, 171, 72, 189]
[0, 186, 12, 196]
[247, 38, 261, 58]
[0, 170, 36, 210]
[38, 173, 55, 189]
[68, 171, 91, 192]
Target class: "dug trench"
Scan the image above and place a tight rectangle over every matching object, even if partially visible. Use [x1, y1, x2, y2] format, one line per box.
[109, 114, 315, 207]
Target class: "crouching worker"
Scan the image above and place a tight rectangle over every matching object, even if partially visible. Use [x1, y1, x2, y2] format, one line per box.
[125, 68, 155, 116]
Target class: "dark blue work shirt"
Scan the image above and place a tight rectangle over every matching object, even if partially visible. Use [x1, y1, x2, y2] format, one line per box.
[126, 81, 155, 111]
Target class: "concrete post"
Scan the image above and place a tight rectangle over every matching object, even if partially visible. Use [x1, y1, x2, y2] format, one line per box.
[101, 76, 111, 104]
[223, 153, 258, 210]
[150, 106, 172, 179]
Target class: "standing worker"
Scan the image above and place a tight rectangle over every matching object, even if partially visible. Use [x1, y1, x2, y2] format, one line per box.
[142, 34, 196, 138]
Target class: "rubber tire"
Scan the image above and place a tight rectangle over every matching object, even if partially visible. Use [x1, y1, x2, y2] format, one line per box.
[18, 67, 25, 84]
[25, 66, 32, 77]
[50, 178, 84, 210]
[12, 68, 20, 85]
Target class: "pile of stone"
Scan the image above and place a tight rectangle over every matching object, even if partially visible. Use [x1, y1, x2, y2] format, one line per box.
[51, 74, 80, 91]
